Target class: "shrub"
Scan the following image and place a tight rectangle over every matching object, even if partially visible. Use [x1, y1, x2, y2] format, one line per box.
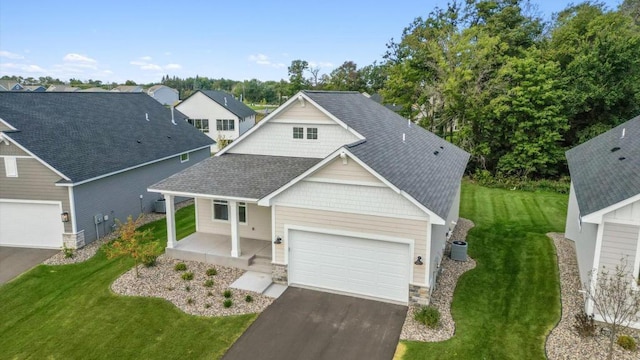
[185, 285, 191, 292]
[573, 312, 596, 337]
[62, 245, 74, 259]
[206, 291, 213, 297]
[245, 295, 253, 303]
[186, 297, 194, 305]
[617, 335, 637, 351]
[223, 299, 233, 308]
[204, 303, 211, 309]
[206, 268, 218, 276]
[181, 272, 194, 281]
[203, 279, 214, 288]
[414, 306, 440, 328]
[174, 263, 187, 271]
[166, 286, 174, 291]
[141, 254, 157, 267]
[223, 289, 232, 298]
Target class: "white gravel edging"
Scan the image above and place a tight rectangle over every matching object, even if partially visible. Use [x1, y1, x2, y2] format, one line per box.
[546, 233, 639, 360]
[43, 200, 193, 266]
[111, 255, 273, 316]
[401, 218, 476, 342]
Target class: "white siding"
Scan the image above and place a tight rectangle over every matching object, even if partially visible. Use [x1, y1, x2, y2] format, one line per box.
[196, 199, 271, 240]
[308, 156, 383, 185]
[598, 222, 640, 273]
[176, 92, 241, 145]
[430, 184, 461, 287]
[274, 206, 428, 285]
[603, 199, 640, 225]
[239, 115, 255, 135]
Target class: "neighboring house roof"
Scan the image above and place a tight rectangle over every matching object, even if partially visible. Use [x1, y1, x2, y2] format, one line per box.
[302, 91, 469, 220]
[0, 80, 23, 91]
[566, 115, 640, 216]
[147, 85, 178, 94]
[22, 85, 46, 92]
[112, 85, 143, 92]
[0, 92, 214, 183]
[194, 90, 256, 119]
[46, 85, 79, 92]
[150, 154, 321, 199]
[79, 87, 109, 92]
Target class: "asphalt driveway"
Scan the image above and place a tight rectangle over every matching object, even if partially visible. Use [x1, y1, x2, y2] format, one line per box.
[222, 287, 407, 360]
[0, 246, 58, 284]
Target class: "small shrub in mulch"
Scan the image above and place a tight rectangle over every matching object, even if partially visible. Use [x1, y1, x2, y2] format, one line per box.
[573, 312, 596, 337]
[206, 268, 217, 276]
[223, 289, 232, 298]
[414, 306, 440, 328]
[617, 335, 637, 351]
[245, 295, 253, 303]
[181, 272, 194, 281]
[174, 263, 187, 271]
[223, 299, 233, 308]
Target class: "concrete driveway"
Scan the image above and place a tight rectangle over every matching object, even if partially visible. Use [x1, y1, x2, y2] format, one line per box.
[222, 287, 407, 360]
[0, 246, 58, 284]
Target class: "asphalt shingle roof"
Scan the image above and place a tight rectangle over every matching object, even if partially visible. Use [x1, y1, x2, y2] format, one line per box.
[566, 115, 640, 216]
[198, 90, 256, 119]
[303, 91, 470, 220]
[0, 92, 214, 183]
[150, 154, 321, 199]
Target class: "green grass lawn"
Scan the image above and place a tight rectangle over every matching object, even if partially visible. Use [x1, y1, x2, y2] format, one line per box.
[403, 182, 567, 360]
[0, 205, 255, 359]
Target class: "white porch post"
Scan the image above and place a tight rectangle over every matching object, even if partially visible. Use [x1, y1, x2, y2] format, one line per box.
[229, 200, 240, 257]
[165, 195, 177, 249]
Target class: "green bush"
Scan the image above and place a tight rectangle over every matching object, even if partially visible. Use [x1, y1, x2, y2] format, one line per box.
[186, 297, 194, 305]
[206, 291, 213, 297]
[414, 306, 440, 328]
[204, 303, 211, 309]
[206, 268, 217, 276]
[174, 263, 187, 271]
[223, 299, 233, 308]
[245, 295, 253, 303]
[203, 279, 214, 288]
[185, 285, 191, 292]
[141, 254, 157, 267]
[470, 172, 571, 194]
[223, 289, 232, 298]
[617, 335, 637, 351]
[62, 245, 74, 259]
[181, 272, 194, 281]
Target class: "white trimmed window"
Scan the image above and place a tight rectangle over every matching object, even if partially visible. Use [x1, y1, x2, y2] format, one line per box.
[187, 119, 209, 133]
[4, 156, 17, 177]
[239, 202, 247, 224]
[293, 127, 304, 139]
[180, 153, 189, 163]
[213, 200, 229, 221]
[307, 127, 318, 140]
[216, 119, 235, 131]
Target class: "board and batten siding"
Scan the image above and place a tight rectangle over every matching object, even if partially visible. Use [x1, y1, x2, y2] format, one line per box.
[274, 206, 428, 285]
[196, 199, 271, 241]
[227, 100, 360, 158]
[0, 157, 72, 233]
[598, 222, 640, 273]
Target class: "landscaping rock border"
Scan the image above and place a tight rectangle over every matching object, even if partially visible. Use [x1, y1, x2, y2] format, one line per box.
[111, 255, 273, 316]
[401, 218, 476, 342]
[43, 200, 193, 266]
[546, 232, 639, 360]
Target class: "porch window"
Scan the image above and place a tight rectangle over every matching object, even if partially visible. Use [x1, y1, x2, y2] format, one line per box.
[307, 127, 318, 140]
[213, 200, 228, 220]
[293, 127, 303, 139]
[239, 202, 247, 224]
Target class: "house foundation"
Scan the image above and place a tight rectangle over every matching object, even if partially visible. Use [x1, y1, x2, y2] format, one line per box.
[63, 230, 85, 249]
[409, 284, 430, 305]
[272, 264, 288, 284]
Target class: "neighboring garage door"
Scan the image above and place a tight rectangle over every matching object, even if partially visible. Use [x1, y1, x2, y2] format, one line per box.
[288, 229, 411, 304]
[0, 200, 63, 248]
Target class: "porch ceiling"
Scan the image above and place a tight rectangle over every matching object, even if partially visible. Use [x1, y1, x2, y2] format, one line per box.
[149, 154, 321, 199]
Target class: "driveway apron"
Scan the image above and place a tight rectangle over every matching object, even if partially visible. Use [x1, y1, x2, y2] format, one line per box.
[222, 287, 407, 360]
[0, 246, 58, 284]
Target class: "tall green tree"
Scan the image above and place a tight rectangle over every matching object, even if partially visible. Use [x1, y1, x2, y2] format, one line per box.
[326, 61, 364, 91]
[287, 59, 309, 95]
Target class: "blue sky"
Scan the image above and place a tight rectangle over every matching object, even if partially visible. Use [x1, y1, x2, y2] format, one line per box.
[0, 0, 623, 84]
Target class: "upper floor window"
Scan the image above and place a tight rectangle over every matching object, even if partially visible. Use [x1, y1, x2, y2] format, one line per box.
[4, 156, 17, 177]
[293, 127, 304, 139]
[217, 119, 235, 131]
[187, 119, 209, 133]
[307, 127, 318, 140]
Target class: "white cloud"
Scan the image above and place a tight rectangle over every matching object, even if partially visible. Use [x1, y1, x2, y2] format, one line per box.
[63, 53, 97, 64]
[0, 63, 46, 73]
[0, 51, 24, 60]
[140, 56, 152, 61]
[130, 57, 181, 72]
[309, 61, 334, 69]
[141, 64, 162, 71]
[165, 63, 182, 70]
[248, 53, 286, 68]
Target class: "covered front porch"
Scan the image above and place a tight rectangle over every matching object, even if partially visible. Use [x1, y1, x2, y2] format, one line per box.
[165, 232, 273, 273]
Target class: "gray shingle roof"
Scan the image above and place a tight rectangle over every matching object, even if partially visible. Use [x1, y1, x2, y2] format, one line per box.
[150, 154, 321, 199]
[566, 115, 640, 216]
[303, 91, 470, 220]
[0, 92, 214, 183]
[198, 90, 256, 119]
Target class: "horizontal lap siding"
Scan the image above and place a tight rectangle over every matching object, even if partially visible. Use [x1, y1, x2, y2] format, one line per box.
[275, 206, 427, 284]
[309, 156, 383, 184]
[0, 141, 29, 156]
[0, 157, 71, 233]
[599, 222, 640, 274]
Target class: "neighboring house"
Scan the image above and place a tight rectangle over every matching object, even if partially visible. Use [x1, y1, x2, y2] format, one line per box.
[565, 115, 640, 329]
[79, 87, 109, 92]
[176, 90, 256, 151]
[46, 85, 79, 92]
[111, 85, 144, 93]
[147, 85, 179, 106]
[22, 85, 46, 92]
[0, 80, 24, 91]
[150, 91, 469, 305]
[0, 92, 214, 250]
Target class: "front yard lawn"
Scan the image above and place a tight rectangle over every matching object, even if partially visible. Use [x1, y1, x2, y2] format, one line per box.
[0, 205, 255, 359]
[402, 182, 566, 359]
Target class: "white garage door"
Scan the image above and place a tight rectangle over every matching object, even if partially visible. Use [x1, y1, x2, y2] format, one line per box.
[0, 201, 63, 248]
[288, 229, 411, 304]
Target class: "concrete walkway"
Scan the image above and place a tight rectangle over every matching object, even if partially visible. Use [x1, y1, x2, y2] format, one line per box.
[0, 247, 58, 284]
[222, 287, 407, 360]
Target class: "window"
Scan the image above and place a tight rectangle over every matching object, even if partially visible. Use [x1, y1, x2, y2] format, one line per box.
[187, 119, 209, 133]
[239, 202, 247, 224]
[307, 127, 318, 140]
[216, 119, 235, 131]
[4, 156, 17, 177]
[293, 127, 304, 139]
[213, 200, 229, 221]
[180, 153, 189, 163]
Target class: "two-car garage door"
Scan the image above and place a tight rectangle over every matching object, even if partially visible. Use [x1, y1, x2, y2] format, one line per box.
[0, 201, 63, 248]
[288, 229, 411, 304]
